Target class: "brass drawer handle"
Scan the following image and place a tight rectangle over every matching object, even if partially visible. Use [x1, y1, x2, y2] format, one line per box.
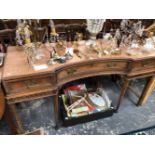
[24, 80, 38, 88]
[67, 68, 77, 75]
[107, 63, 116, 68]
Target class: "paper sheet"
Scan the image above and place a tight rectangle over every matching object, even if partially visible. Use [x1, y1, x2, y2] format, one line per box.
[33, 64, 48, 71]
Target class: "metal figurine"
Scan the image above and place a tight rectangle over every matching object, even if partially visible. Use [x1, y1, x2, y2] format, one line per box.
[49, 20, 59, 42]
[75, 32, 83, 41]
[47, 46, 60, 65]
[16, 20, 32, 45]
[24, 25, 32, 44]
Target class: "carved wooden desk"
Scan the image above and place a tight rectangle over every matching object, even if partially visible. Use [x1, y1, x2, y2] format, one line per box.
[2, 44, 155, 134]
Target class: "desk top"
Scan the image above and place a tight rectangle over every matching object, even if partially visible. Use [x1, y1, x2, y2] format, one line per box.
[2, 40, 155, 80]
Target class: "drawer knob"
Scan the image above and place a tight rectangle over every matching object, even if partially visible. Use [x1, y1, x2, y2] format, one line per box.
[67, 68, 77, 75]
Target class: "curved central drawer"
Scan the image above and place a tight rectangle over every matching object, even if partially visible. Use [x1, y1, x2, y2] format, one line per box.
[57, 60, 129, 85]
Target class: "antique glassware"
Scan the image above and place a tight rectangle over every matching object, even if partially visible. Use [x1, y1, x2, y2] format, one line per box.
[16, 29, 23, 45]
[24, 25, 31, 44]
[133, 20, 145, 37]
[23, 42, 46, 68]
[120, 19, 145, 47]
[34, 42, 45, 60]
[143, 38, 155, 51]
[49, 20, 59, 42]
[23, 43, 36, 67]
[16, 20, 32, 45]
[86, 19, 106, 46]
[114, 29, 121, 47]
[16, 20, 46, 68]
[130, 39, 139, 48]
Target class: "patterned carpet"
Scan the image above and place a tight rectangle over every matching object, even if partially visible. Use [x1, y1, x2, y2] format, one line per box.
[122, 125, 155, 135]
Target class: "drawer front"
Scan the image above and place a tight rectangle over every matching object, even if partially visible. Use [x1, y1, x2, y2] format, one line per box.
[6, 89, 57, 104]
[132, 59, 155, 71]
[4, 75, 56, 95]
[57, 61, 128, 83]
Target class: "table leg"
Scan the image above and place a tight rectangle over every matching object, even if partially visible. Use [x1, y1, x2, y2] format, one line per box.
[137, 76, 155, 106]
[116, 79, 129, 111]
[0, 85, 5, 120]
[7, 104, 25, 134]
[53, 94, 59, 129]
[3, 104, 18, 134]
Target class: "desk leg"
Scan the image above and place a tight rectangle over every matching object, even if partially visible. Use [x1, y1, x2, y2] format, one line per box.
[116, 79, 129, 111]
[4, 104, 18, 134]
[53, 94, 59, 129]
[0, 85, 5, 120]
[7, 104, 24, 134]
[137, 76, 155, 106]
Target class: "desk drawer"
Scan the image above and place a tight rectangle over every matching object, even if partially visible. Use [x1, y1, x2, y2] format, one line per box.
[3, 74, 56, 95]
[57, 61, 128, 83]
[132, 59, 155, 71]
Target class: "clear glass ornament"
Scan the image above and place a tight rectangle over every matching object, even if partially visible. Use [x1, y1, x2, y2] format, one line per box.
[143, 38, 155, 51]
[86, 19, 106, 46]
